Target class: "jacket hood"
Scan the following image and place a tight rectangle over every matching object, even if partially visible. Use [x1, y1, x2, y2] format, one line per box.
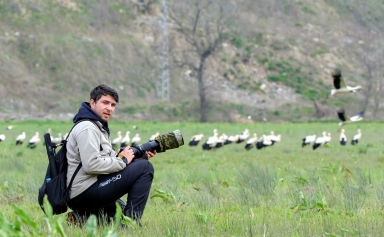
[73, 102, 110, 135]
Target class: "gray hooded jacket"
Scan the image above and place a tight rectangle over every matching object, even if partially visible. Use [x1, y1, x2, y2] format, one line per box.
[66, 120, 126, 198]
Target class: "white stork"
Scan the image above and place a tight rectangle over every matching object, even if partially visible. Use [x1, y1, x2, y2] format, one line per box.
[149, 132, 160, 142]
[302, 134, 316, 147]
[337, 108, 364, 130]
[237, 129, 250, 143]
[6, 125, 13, 130]
[328, 68, 364, 98]
[28, 132, 41, 149]
[224, 134, 240, 145]
[189, 134, 204, 146]
[339, 129, 347, 146]
[51, 133, 63, 147]
[215, 133, 228, 148]
[245, 133, 258, 150]
[0, 134, 5, 142]
[63, 133, 69, 140]
[120, 131, 130, 148]
[202, 131, 219, 150]
[112, 131, 123, 151]
[131, 133, 141, 146]
[324, 132, 332, 147]
[256, 134, 273, 149]
[16, 132, 26, 145]
[313, 132, 327, 150]
[267, 131, 281, 145]
[351, 129, 362, 145]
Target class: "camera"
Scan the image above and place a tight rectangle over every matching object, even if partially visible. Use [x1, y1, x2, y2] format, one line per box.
[118, 129, 184, 160]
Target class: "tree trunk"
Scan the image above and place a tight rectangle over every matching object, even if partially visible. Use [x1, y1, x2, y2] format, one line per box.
[373, 72, 383, 120]
[313, 99, 329, 118]
[361, 60, 374, 116]
[198, 58, 207, 122]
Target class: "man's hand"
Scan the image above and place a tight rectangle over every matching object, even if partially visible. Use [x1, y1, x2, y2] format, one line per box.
[118, 146, 135, 164]
[145, 150, 157, 159]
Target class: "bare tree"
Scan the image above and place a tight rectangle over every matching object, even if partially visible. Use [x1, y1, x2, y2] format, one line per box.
[168, 0, 237, 122]
[373, 57, 384, 119]
[361, 54, 374, 116]
[313, 99, 331, 118]
[345, 1, 384, 119]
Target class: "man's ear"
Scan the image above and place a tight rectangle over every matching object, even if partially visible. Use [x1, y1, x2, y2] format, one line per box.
[90, 99, 95, 108]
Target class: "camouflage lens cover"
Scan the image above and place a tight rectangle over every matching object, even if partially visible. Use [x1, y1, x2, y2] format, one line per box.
[155, 129, 184, 152]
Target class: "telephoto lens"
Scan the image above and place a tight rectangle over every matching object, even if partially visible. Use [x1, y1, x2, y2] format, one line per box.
[119, 129, 184, 160]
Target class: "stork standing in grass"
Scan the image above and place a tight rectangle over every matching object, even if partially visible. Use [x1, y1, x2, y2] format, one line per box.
[120, 131, 130, 148]
[265, 131, 276, 140]
[256, 134, 273, 149]
[337, 108, 364, 130]
[28, 132, 40, 149]
[324, 132, 332, 147]
[245, 133, 258, 150]
[51, 133, 63, 147]
[339, 129, 347, 146]
[0, 134, 5, 142]
[302, 134, 316, 147]
[63, 133, 69, 140]
[16, 132, 26, 145]
[313, 132, 327, 150]
[351, 129, 362, 145]
[202, 131, 219, 150]
[215, 133, 229, 148]
[224, 134, 240, 145]
[189, 134, 204, 146]
[149, 132, 160, 142]
[267, 132, 281, 145]
[328, 68, 364, 98]
[111, 131, 123, 151]
[237, 129, 250, 143]
[131, 133, 141, 146]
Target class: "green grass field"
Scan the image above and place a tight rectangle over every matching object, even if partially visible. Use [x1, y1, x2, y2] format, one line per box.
[0, 120, 383, 236]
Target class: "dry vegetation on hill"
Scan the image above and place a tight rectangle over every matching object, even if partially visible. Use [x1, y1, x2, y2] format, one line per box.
[0, 0, 383, 122]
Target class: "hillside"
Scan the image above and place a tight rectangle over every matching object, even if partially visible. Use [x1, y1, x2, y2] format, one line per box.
[0, 0, 383, 122]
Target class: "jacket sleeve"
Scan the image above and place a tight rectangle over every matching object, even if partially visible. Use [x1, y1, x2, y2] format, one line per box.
[76, 126, 126, 174]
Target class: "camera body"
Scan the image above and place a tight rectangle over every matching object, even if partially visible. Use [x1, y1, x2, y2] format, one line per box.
[118, 129, 184, 160]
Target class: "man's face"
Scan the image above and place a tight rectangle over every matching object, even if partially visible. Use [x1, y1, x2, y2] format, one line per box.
[90, 94, 117, 122]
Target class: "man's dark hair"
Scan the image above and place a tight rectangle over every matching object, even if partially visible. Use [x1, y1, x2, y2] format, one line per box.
[90, 84, 119, 103]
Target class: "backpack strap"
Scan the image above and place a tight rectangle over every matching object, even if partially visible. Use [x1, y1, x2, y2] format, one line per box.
[65, 119, 100, 143]
[66, 119, 101, 190]
[68, 163, 82, 191]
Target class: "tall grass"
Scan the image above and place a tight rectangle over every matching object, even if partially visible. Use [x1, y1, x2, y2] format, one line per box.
[0, 120, 384, 236]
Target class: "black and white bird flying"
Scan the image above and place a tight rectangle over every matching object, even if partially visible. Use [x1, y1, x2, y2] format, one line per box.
[337, 108, 364, 130]
[328, 68, 364, 98]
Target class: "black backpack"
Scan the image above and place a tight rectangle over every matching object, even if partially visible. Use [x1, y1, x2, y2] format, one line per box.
[38, 119, 99, 215]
